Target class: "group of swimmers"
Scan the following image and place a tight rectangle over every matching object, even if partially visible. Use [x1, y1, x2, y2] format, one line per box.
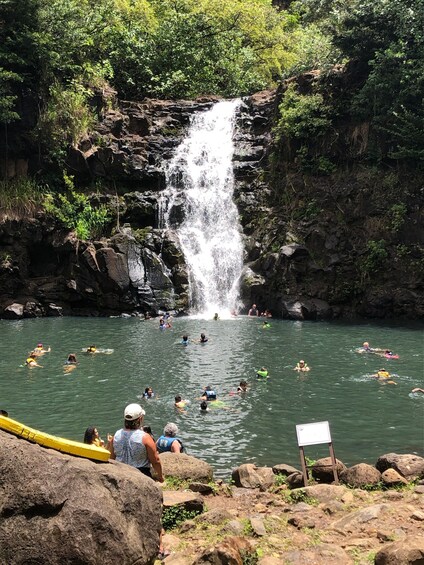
[24, 344, 107, 372]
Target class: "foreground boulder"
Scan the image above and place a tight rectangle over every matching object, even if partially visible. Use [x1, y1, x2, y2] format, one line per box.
[0, 431, 162, 564]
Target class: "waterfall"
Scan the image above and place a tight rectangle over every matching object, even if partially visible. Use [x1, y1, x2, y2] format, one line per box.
[160, 100, 244, 317]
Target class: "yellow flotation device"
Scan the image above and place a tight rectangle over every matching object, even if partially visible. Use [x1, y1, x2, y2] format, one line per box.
[26, 357, 35, 365]
[377, 370, 390, 379]
[257, 369, 269, 378]
[87, 347, 97, 353]
[0, 415, 110, 462]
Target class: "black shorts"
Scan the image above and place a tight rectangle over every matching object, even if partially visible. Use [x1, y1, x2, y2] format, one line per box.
[138, 466, 152, 478]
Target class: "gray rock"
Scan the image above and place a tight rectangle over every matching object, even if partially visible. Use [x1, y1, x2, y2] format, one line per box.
[0, 430, 162, 564]
[250, 516, 267, 536]
[283, 545, 353, 564]
[162, 491, 204, 514]
[231, 464, 275, 490]
[330, 504, 389, 532]
[376, 453, 424, 480]
[3, 302, 24, 319]
[194, 536, 254, 564]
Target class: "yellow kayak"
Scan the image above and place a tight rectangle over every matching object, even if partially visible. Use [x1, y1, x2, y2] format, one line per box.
[0, 415, 110, 462]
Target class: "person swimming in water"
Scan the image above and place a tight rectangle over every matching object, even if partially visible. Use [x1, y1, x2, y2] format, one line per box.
[181, 335, 189, 346]
[199, 400, 209, 412]
[199, 385, 217, 401]
[256, 367, 269, 379]
[143, 387, 155, 399]
[213, 313, 219, 321]
[86, 345, 97, 354]
[262, 320, 271, 328]
[174, 395, 189, 412]
[372, 368, 397, 385]
[26, 353, 43, 368]
[195, 333, 208, 343]
[237, 380, 248, 393]
[32, 343, 51, 356]
[294, 360, 310, 372]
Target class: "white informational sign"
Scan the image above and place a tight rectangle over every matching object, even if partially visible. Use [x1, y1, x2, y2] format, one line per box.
[296, 421, 332, 447]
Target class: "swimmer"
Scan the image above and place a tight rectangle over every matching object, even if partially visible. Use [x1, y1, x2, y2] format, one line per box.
[32, 343, 51, 356]
[0, 410, 9, 417]
[181, 335, 189, 346]
[262, 321, 271, 328]
[143, 387, 155, 399]
[237, 380, 248, 393]
[25, 353, 42, 368]
[261, 309, 272, 318]
[359, 342, 386, 354]
[372, 368, 397, 385]
[213, 313, 219, 321]
[174, 395, 188, 412]
[230, 309, 238, 317]
[195, 333, 208, 343]
[64, 353, 78, 373]
[294, 360, 310, 372]
[199, 400, 209, 412]
[412, 388, 424, 394]
[86, 345, 97, 354]
[256, 367, 269, 379]
[198, 385, 217, 401]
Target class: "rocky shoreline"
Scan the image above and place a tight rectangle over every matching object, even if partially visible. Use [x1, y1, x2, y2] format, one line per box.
[1, 429, 423, 564]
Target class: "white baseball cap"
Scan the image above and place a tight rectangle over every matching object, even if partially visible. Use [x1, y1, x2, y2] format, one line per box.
[124, 403, 145, 421]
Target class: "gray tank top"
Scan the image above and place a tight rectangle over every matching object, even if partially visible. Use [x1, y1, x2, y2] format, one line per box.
[113, 428, 149, 469]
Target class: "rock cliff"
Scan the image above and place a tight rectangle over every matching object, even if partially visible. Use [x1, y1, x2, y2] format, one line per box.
[0, 73, 422, 319]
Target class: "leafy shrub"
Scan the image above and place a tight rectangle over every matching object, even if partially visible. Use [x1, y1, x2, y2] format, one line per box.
[276, 84, 332, 141]
[387, 203, 407, 233]
[161, 505, 201, 530]
[43, 173, 110, 240]
[360, 239, 388, 274]
[0, 177, 47, 219]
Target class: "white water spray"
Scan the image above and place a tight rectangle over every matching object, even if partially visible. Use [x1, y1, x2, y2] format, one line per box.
[160, 100, 244, 317]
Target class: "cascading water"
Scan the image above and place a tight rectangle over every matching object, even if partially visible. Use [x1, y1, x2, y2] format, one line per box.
[160, 100, 244, 317]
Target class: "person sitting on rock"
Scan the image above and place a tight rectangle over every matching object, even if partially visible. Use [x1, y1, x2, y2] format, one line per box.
[109, 403, 164, 481]
[83, 426, 105, 447]
[156, 423, 184, 454]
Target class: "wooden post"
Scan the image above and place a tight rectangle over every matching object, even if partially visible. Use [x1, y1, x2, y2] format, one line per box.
[329, 442, 339, 484]
[299, 446, 309, 487]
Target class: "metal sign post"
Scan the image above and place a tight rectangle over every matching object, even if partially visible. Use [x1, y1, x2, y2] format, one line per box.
[295, 421, 339, 486]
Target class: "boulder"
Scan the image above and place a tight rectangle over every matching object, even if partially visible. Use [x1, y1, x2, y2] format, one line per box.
[272, 463, 300, 476]
[286, 472, 305, 489]
[374, 536, 424, 565]
[231, 464, 275, 490]
[381, 468, 409, 487]
[340, 463, 382, 488]
[3, 302, 24, 319]
[302, 484, 348, 503]
[329, 504, 390, 532]
[376, 453, 424, 480]
[158, 453, 213, 482]
[311, 457, 347, 483]
[0, 430, 162, 564]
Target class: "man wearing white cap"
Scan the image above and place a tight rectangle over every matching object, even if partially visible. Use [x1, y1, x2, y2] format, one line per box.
[109, 403, 164, 482]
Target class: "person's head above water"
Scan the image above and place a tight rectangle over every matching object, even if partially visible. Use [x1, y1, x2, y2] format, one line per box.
[175, 395, 182, 403]
[200, 400, 208, 411]
[363, 342, 369, 348]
